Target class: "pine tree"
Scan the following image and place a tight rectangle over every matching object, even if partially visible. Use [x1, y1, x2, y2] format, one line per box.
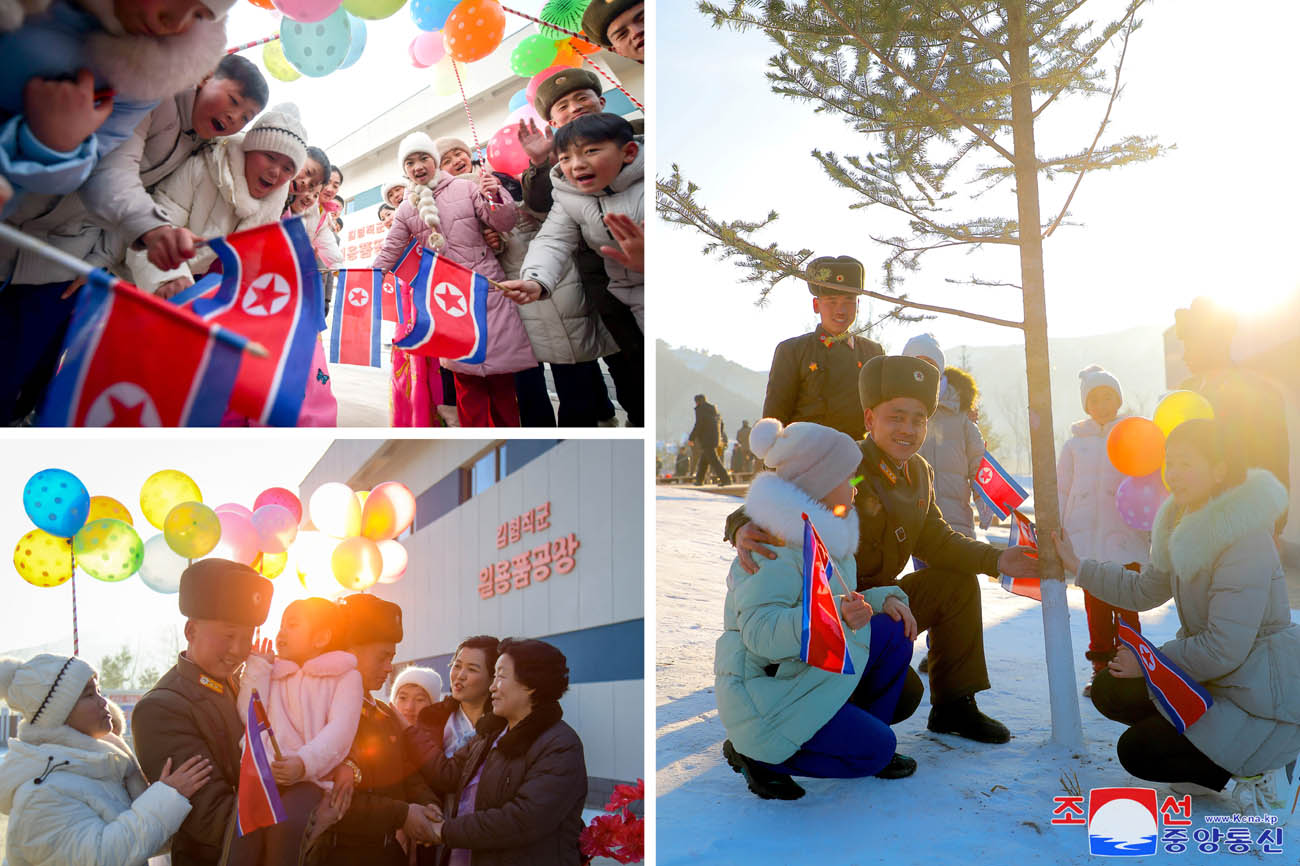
[658, 0, 1166, 746]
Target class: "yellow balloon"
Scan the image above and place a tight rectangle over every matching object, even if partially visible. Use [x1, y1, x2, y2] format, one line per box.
[13, 529, 74, 588]
[259, 550, 288, 579]
[356, 490, 369, 509]
[332, 536, 381, 591]
[141, 470, 202, 529]
[431, 57, 461, 96]
[1153, 390, 1215, 438]
[87, 495, 132, 526]
[164, 501, 221, 558]
[263, 39, 302, 82]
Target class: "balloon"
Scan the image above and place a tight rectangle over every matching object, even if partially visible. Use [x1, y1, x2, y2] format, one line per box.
[552, 41, 581, 68]
[1115, 471, 1169, 531]
[253, 504, 299, 554]
[410, 30, 446, 67]
[601, 87, 637, 117]
[215, 502, 254, 520]
[444, 0, 505, 62]
[141, 469, 202, 529]
[339, 14, 367, 68]
[507, 87, 529, 111]
[410, 0, 456, 30]
[356, 490, 369, 509]
[23, 468, 91, 538]
[332, 536, 382, 590]
[87, 495, 132, 526]
[1106, 417, 1166, 477]
[341, 0, 405, 19]
[430, 56, 462, 95]
[377, 539, 408, 583]
[526, 65, 570, 106]
[139, 534, 187, 593]
[164, 501, 222, 559]
[309, 482, 362, 538]
[360, 481, 416, 541]
[292, 531, 338, 593]
[257, 550, 289, 579]
[249, 0, 276, 8]
[506, 102, 544, 131]
[73, 518, 144, 582]
[13, 529, 74, 588]
[263, 39, 302, 82]
[272, 0, 341, 22]
[254, 487, 303, 524]
[486, 120, 530, 176]
[537, 0, 589, 40]
[569, 34, 600, 55]
[1153, 390, 1214, 438]
[209, 510, 260, 565]
[510, 34, 558, 77]
[281, 8, 353, 78]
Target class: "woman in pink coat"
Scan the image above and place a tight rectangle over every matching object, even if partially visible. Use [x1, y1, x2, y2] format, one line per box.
[373, 132, 534, 427]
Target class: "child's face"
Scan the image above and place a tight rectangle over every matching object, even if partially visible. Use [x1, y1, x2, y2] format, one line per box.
[244, 150, 294, 200]
[548, 89, 604, 128]
[556, 139, 637, 192]
[820, 477, 858, 516]
[1085, 386, 1121, 425]
[276, 604, 326, 664]
[865, 397, 929, 464]
[192, 77, 258, 140]
[1163, 440, 1223, 510]
[607, 2, 645, 61]
[403, 151, 439, 185]
[439, 148, 473, 176]
[812, 293, 858, 335]
[393, 683, 433, 727]
[291, 159, 326, 196]
[114, 0, 213, 37]
[290, 188, 318, 214]
[385, 186, 406, 207]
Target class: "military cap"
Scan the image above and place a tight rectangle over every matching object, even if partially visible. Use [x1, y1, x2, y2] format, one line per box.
[805, 255, 864, 297]
[533, 68, 603, 122]
[178, 559, 273, 627]
[581, 0, 640, 49]
[341, 593, 404, 645]
[858, 355, 941, 417]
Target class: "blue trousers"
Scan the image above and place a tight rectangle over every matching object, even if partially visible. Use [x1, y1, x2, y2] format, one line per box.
[759, 613, 914, 779]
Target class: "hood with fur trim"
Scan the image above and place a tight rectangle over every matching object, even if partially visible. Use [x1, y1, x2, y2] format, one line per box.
[0, 725, 146, 814]
[1151, 469, 1289, 578]
[268, 650, 358, 681]
[744, 472, 859, 559]
[76, 0, 226, 102]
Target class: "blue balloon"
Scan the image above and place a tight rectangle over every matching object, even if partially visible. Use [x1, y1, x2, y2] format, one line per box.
[339, 13, 366, 69]
[410, 0, 457, 31]
[23, 468, 90, 538]
[507, 88, 528, 111]
[281, 8, 352, 78]
[602, 88, 638, 117]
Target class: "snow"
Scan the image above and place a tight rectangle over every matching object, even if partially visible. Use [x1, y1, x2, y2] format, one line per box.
[656, 486, 1295, 865]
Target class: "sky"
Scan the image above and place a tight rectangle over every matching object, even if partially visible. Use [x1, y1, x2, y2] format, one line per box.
[655, 1, 1300, 371]
[0, 436, 336, 677]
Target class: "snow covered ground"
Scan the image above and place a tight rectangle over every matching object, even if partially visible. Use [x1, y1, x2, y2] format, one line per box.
[656, 486, 1296, 865]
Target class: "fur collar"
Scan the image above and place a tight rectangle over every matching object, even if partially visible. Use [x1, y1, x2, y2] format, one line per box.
[270, 650, 358, 680]
[474, 701, 563, 759]
[209, 136, 292, 227]
[1151, 469, 1288, 577]
[77, 1, 227, 103]
[744, 472, 859, 559]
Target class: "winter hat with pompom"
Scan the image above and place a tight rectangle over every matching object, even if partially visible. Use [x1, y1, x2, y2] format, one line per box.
[902, 333, 945, 372]
[0, 654, 96, 728]
[392, 665, 443, 705]
[748, 418, 863, 500]
[397, 132, 445, 251]
[1079, 364, 1122, 411]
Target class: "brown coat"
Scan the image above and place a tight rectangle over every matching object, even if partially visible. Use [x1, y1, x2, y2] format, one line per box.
[763, 327, 884, 441]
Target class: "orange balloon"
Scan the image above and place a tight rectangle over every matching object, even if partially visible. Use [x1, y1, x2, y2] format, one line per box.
[444, 0, 506, 63]
[552, 41, 582, 68]
[248, 0, 276, 7]
[569, 35, 600, 56]
[1107, 417, 1166, 477]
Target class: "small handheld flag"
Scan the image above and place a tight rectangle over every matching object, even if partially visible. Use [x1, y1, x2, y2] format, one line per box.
[385, 239, 421, 324]
[1116, 622, 1213, 734]
[328, 269, 384, 368]
[800, 513, 855, 675]
[237, 689, 286, 836]
[393, 248, 490, 364]
[974, 452, 1028, 521]
[999, 509, 1041, 601]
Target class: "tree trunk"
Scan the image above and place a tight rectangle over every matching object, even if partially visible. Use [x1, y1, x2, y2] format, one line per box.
[1007, 0, 1083, 749]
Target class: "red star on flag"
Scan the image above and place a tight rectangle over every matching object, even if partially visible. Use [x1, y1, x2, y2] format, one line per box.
[249, 279, 286, 313]
[105, 394, 147, 427]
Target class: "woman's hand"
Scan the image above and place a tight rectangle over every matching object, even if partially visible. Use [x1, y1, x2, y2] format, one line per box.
[328, 762, 355, 813]
[271, 755, 306, 785]
[1108, 645, 1143, 679]
[881, 595, 917, 640]
[839, 591, 873, 631]
[1049, 529, 1080, 576]
[158, 755, 213, 799]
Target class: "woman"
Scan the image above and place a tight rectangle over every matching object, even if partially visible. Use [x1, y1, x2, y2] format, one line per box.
[406, 636, 498, 761]
[417, 639, 587, 865]
[0, 654, 212, 866]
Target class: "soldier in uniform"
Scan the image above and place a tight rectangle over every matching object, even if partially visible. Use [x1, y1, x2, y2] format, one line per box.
[316, 593, 441, 866]
[581, 0, 645, 63]
[762, 255, 885, 441]
[132, 559, 274, 866]
[728, 356, 1041, 744]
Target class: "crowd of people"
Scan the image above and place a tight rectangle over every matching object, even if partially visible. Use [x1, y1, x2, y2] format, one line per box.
[0, 558, 590, 866]
[0, 0, 646, 429]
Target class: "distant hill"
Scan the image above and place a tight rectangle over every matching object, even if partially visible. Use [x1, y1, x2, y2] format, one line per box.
[658, 326, 1169, 473]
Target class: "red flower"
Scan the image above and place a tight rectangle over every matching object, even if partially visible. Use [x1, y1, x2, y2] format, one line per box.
[580, 780, 645, 863]
[580, 814, 624, 858]
[604, 778, 645, 813]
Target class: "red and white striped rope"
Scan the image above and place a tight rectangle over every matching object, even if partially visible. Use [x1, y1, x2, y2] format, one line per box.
[226, 33, 280, 55]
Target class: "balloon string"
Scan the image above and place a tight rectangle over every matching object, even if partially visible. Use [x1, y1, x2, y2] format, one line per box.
[70, 550, 79, 657]
[499, 5, 585, 40]
[580, 56, 644, 112]
[225, 33, 280, 56]
[452, 60, 496, 211]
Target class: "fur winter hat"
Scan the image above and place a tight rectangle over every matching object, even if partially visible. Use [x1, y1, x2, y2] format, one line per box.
[397, 131, 439, 171]
[435, 137, 472, 163]
[392, 665, 443, 705]
[179, 558, 273, 627]
[582, 0, 640, 49]
[749, 418, 863, 500]
[859, 354, 941, 416]
[397, 132, 446, 251]
[902, 333, 945, 372]
[1079, 364, 1123, 411]
[242, 103, 308, 175]
[381, 179, 406, 203]
[0, 654, 97, 728]
[341, 593, 403, 646]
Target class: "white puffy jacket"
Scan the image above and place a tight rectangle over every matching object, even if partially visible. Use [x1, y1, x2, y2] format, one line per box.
[1057, 416, 1151, 563]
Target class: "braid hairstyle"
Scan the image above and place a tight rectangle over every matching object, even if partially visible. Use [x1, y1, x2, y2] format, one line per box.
[406, 173, 446, 252]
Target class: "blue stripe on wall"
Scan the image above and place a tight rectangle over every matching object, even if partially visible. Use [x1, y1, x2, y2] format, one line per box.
[402, 618, 643, 688]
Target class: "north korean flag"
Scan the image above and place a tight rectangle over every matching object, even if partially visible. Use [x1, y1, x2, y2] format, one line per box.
[384, 239, 418, 324]
[170, 219, 323, 426]
[393, 248, 489, 364]
[999, 509, 1041, 601]
[40, 271, 243, 427]
[974, 451, 1028, 521]
[237, 689, 287, 836]
[799, 513, 855, 675]
[1116, 622, 1213, 734]
[328, 269, 383, 368]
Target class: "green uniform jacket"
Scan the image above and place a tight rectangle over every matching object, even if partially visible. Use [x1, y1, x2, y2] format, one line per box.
[762, 327, 884, 440]
[331, 698, 439, 842]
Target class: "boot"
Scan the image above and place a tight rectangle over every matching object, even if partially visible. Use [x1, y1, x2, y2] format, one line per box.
[927, 696, 1011, 744]
[917, 652, 930, 674]
[874, 753, 917, 780]
[722, 740, 805, 800]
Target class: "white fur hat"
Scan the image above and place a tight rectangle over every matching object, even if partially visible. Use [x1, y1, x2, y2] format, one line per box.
[748, 418, 863, 500]
[435, 136, 472, 163]
[398, 132, 439, 172]
[381, 179, 406, 202]
[1079, 364, 1123, 411]
[902, 333, 945, 372]
[391, 665, 443, 704]
[0, 654, 97, 728]
[242, 103, 308, 175]
[200, 0, 237, 18]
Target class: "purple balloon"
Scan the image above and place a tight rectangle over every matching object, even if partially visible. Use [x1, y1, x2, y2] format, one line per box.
[1115, 471, 1168, 531]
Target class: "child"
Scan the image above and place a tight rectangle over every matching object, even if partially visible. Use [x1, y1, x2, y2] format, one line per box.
[1057, 364, 1147, 696]
[715, 417, 918, 800]
[373, 131, 534, 427]
[503, 113, 644, 330]
[390, 665, 443, 728]
[235, 598, 364, 865]
[1055, 419, 1300, 819]
[378, 202, 395, 229]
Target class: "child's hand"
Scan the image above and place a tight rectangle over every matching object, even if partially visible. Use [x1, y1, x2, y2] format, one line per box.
[271, 754, 306, 785]
[1108, 645, 1143, 679]
[155, 276, 194, 300]
[479, 170, 502, 200]
[482, 227, 503, 252]
[158, 755, 213, 800]
[881, 595, 917, 639]
[516, 118, 554, 166]
[1049, 529, 1080, 576]
[142, 226, 201, 272]
[840, 591, 873, 630]
[23, 70, 113, 154]
[249, 636, 275, 665]
[599, 214, 644, 274]
[496, 278, 543, 305]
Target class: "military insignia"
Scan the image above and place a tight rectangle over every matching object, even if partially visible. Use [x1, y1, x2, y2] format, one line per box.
[895, 527, 907, 543]
[878, 460, 897, 485]
[198, 675, 225, 695]
[913, 370, 924, 382]
[835, 274, 844, 282]
[820, 335, 834, 348]
[809, 362, 818, 372]
[862, 494, 882, 516]
[858, 361, 863, 368]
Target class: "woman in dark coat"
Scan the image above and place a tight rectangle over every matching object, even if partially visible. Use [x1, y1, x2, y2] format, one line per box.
[418, 639, 587, 866]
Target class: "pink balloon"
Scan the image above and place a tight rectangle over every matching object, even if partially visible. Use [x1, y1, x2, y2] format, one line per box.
[253, 504, 299, 554]
[526, 65, 569, 106]
[410, 30, 445, 68]
[1115, 471, 1169, 531]
[377, 539, 408, 584]
[487, 122, 530, 177]
[215, 502, 253, 520]
[506, 102, 544, 132]
[255, 487, 303, 524]
[210, 510, 260, 565]
[272, 0, 342, 22]
[360, 481, 417, 541]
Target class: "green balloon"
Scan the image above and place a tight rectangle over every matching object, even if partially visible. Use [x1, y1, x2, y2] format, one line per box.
[73, 518, 143, 583]
[341, 0, 406, 20]
[511, 34, 558, 77]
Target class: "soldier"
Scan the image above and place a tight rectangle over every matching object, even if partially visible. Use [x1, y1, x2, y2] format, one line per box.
[582, 0, 645, 63]
[315, 593, 441, 866]
[763, 255, 885, 441]
[132, 559, 274, 866]
[690, 393, 731, 486]
[728, 356, 1042, 744]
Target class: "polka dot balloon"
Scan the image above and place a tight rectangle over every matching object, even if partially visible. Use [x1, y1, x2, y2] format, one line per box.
[444, 0, 506, 63]
[511, 34, 558, 77]
[22, 468, 90, 539]
[73, 518, 144, 582]
[281, 8, 354, 78]
[140, 469, 202, 530]
[537, 0, 590, 40]
[13, 528, 74, 588]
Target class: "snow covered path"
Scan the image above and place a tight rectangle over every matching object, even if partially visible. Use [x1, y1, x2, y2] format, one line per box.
[656, 486, 1290, 865]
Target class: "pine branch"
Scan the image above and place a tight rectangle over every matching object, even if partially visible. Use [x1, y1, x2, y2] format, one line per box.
[945, 274, 1023, 290]
[1032, 0, 1144, 118]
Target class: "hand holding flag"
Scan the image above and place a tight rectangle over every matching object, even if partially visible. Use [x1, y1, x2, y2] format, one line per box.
[1115, 622, 1213, 734]
[998, 509, 1042, 600]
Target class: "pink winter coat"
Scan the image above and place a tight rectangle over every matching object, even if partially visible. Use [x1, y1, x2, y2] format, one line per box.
[237, 650, 364, 786]
[373, 174, 536, 377]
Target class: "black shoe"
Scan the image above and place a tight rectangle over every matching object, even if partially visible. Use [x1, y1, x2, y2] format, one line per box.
[722, 740, 806, 800]
[927, 696, 1011, 744]
[918, 652, 930, 674]
[874, 753, 917, 779]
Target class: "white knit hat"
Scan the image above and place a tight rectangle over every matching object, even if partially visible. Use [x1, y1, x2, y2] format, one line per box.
[381, 179, 406, 202]
[242, 103, 308, 175]
[391, 665, 443, 704]
[397, 132, 445, 250]
[0, 654, 97, 729]
[397, 132, 439, 172]
[435, 137, 472, 164]
[1079, 364, 1123, 411]
[748, 418, 863, 500]
[199, 0, 237, 18]
[902, 333, 945, 372]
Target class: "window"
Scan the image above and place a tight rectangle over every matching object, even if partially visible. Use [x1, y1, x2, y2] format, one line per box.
[344, 184, 381, 215]
[413, 441, 561, 529]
